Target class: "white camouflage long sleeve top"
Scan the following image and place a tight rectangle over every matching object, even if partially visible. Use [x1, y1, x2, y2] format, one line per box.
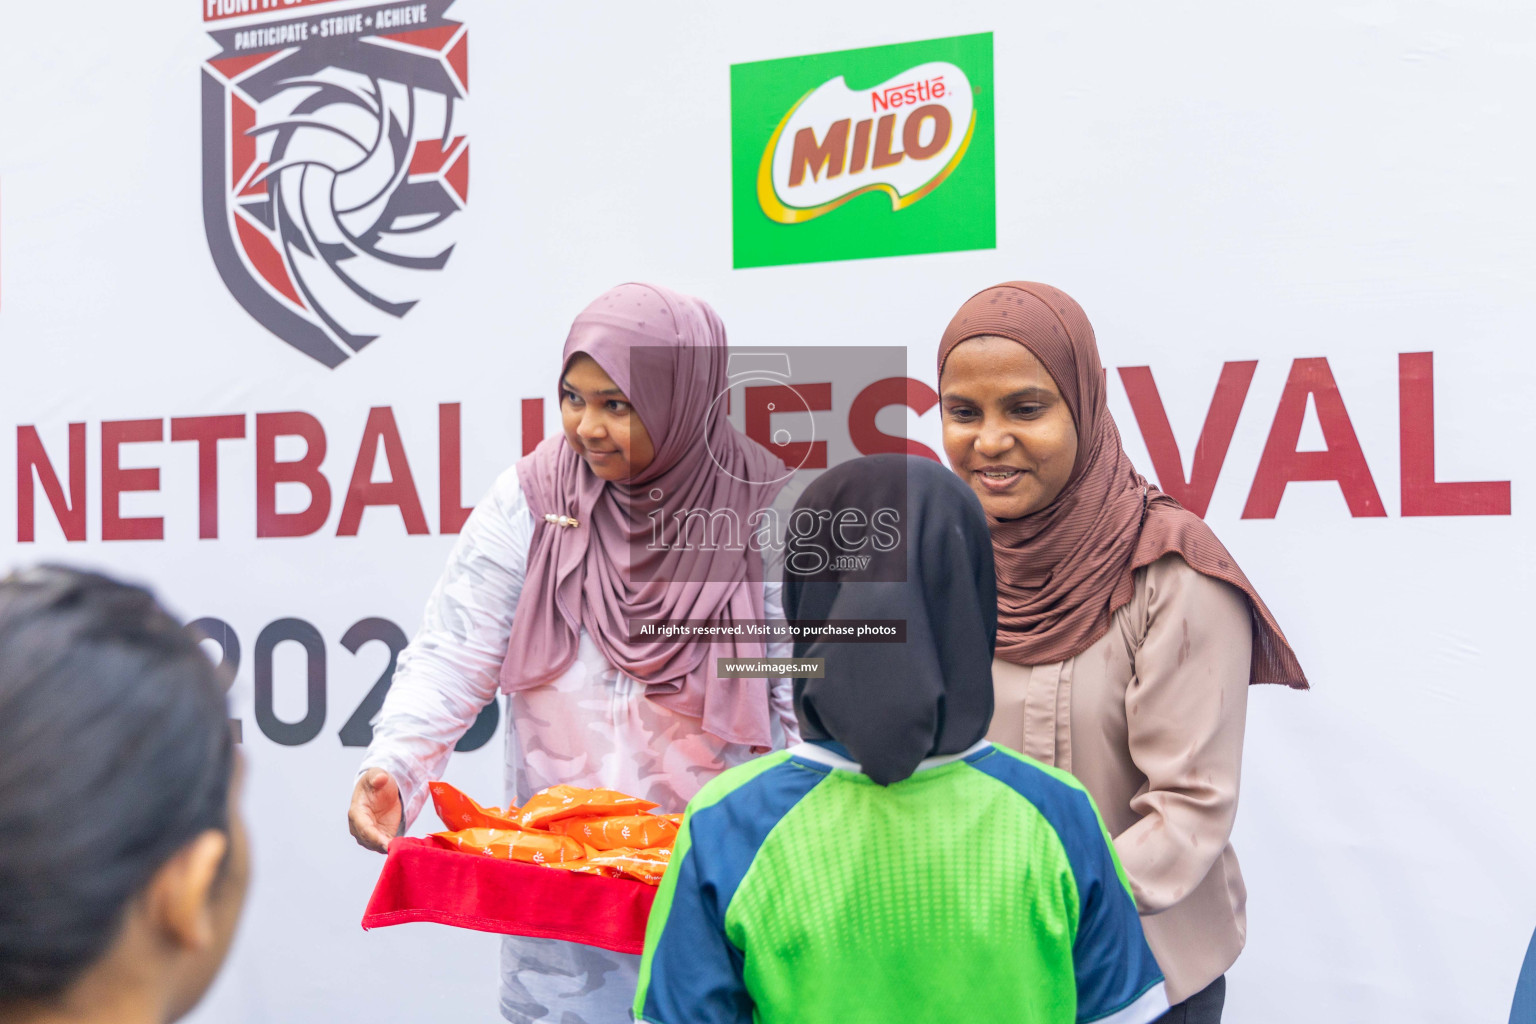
[360, 464, 800, 828]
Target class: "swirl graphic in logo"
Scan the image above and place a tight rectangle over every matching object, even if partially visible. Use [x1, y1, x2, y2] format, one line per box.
[202, 0, 468, 367]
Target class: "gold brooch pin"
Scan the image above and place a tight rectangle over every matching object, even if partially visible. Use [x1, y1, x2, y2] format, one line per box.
[543, 513, 580, 528]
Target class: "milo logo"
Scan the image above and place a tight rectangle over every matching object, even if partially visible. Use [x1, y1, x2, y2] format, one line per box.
[731, 33, 995, 269]
[759, 62, 975, 224]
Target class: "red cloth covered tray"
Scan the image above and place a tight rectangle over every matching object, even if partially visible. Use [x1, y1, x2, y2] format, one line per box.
[360, 837, 658, 954]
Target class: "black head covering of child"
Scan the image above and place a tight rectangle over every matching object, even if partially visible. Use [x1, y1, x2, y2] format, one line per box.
[783, 454, 997, 785]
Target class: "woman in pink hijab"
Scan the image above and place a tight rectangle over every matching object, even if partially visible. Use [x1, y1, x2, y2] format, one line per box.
[347, 284, 799, 1023]
[938, 282, 1307, 1024]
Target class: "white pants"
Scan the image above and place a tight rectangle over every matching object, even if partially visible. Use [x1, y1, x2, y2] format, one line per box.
[499, 931, 641, 1023]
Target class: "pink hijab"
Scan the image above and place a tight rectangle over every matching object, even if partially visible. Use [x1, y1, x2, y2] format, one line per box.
[499, 284, 790, 748]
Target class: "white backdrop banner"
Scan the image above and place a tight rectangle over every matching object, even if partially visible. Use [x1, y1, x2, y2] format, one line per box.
[2, 3, 1533, 1022]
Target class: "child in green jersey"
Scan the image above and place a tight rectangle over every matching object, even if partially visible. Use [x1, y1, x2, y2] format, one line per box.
[634, 455, 1169, 1024]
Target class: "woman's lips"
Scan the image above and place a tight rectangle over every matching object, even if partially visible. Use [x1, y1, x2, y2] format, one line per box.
[973, 467, 1026, 493]
[584, 448, 620, 462]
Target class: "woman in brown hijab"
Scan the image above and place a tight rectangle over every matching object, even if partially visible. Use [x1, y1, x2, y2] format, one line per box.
[937, 282, 1306, 1024]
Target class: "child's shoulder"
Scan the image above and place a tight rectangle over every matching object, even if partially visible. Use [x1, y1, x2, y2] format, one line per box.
[686, 749, 804, 816]
[963, 744, 1105, 829]
[973, 743, 1089, 794]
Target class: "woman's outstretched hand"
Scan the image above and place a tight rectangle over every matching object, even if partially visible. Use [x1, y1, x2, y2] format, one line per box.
[348, 768, 402, 853]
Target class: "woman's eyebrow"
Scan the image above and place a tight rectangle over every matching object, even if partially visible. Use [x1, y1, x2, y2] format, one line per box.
[561, 378, 626, 397]
[1000, 386, 1054, 401]
[941, 386, 1054, 403]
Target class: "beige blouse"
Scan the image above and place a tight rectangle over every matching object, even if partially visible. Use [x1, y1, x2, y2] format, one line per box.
[988, 553, 1251, 1005]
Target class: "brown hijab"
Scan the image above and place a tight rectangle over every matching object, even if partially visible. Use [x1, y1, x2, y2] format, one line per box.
[938, 281, 1307, 688]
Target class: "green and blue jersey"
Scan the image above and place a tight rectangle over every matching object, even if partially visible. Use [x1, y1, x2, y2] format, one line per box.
[634, 740, 1168, 1024]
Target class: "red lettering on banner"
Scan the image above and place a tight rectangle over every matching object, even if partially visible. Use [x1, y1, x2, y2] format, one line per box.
[870, 76, 946, 112]
[338, 408, 430, 536]
[522, 398, 545, 456]
[9, 358, 1509, 543]
[16, 424, 87, 542]
[1242, 358, 1385, 518]
[204, 0, 347, 23]
[438, 403, 473, 535]
[747, 383, 831, 469]
[1118, 362, 1257, 518]
[256, 412, 331, 538]
[171, 415, 246, 540]
[1398, 351, 1510, 516]
[849, 377, 941, 462]
[102, 419, 164, 542]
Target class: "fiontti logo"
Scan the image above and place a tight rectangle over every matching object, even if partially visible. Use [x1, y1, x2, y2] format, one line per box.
[731, 33, 994, 269]
[201, 0, 469, 368]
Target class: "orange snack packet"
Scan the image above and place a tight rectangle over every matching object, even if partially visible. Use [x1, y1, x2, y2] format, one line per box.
[431, 828, 586, 865]
[546, 860, 620, 879]
[516, 785, 658, 830]
[549, 814, 679, 851]
[584, 847, 672, 885]
[429, 781, 522, 831]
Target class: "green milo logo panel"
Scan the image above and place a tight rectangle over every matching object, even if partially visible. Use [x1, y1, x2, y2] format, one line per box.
[730, 33, 996, 268]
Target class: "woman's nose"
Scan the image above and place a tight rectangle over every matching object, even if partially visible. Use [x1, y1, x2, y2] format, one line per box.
[974, 421, 1014, 458]
[578, 407, 606, 439]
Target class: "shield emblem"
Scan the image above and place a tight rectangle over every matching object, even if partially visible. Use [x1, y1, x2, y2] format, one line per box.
[202, 0, 468, 367]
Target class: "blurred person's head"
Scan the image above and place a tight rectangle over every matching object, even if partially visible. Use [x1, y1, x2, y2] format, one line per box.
[0, 567, 246, 1024]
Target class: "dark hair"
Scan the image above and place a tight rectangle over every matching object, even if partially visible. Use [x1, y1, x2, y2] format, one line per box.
[0, 566, 234, 1000]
